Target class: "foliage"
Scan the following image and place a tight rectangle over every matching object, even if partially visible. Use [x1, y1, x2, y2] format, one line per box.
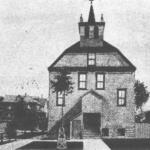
[13, 95, 38, 132]
[13, 96, 26, 130]
[134, 80, 149, 109]
[145, 111, 150, 123]
[24, 109, 38, 131]
[5, 121, 16, 139]
[0, 96, 4, 102]
[135, 112, 146, 123]
[38, 112, 48, 132]
[50, 68, 74, 95]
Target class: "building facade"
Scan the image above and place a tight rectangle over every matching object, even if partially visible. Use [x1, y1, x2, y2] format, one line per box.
[48, 2, 136, 139]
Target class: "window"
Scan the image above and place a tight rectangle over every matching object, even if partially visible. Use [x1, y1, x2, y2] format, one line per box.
[78, 73, 87, 90]
[80, 26, 85, 36]
[102, 128, 109, 136]
[56, 92, 65, 106]
[88, 53, 96, 66]
[117, 89, 126, 106]
[96, 73, 105, 90]
[117, 128, 125, 136]
[89, 26, 94, 38]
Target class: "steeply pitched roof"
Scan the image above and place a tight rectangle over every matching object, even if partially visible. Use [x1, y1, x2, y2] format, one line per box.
[88, 4, 95, 24]
[48, 41, 136, 72]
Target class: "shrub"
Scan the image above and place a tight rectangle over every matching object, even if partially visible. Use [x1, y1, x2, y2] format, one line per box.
[5, 122, 16, 140]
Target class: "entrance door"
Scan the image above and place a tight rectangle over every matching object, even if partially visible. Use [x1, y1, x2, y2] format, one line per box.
[72, 120, 81, 139]
[83, 113, 100, 132]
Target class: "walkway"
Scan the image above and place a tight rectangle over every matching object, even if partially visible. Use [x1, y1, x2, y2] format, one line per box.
[84, 139, 110, 150]
[0, 139, 34, 150]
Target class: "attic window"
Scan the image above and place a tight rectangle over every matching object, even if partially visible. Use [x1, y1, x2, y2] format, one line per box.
[88, 53, 96, 66]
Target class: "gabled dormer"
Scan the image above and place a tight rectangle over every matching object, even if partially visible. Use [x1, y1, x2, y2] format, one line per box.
[79, 1, 105, 47]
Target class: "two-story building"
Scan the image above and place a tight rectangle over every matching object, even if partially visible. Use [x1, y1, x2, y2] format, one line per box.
[48, 1, 136, 139]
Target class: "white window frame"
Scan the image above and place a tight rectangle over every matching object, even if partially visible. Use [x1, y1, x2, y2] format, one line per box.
[57, 92, 65, 106]
[88, 53, 96, 66]
[96, 73, 105, 89]
[78, 73, 87, 90]
[117, 89, 126, 106]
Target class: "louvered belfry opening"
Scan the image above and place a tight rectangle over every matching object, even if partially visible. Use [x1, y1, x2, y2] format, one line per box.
[79, 1, 105, 47]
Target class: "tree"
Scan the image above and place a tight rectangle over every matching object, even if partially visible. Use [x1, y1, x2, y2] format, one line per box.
[0, 96, 4, 102]
[5, 121, 16, 140]
[38, 112, 48, 132]
[13, 95, 38, 132]
[13, 95, 26, 130]
[51, 68, 73, 96]
[134, 80, 149, 122]
[50, 68, 74, 126]
[50, 68, 74, 149]
[134, 80, 149, 110]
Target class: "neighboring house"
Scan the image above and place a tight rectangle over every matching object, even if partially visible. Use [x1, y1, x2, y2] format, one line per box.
[0, 95, 16, 122]
[48, 2, 137, 139]
[0, 95, 48, 122]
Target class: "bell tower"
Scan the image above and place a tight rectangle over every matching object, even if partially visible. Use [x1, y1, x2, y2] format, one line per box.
[79, 0, 105, 47]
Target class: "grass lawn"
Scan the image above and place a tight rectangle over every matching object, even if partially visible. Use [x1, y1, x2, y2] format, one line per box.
[103, 139, 150, 150]
[16, 141, 83, 150]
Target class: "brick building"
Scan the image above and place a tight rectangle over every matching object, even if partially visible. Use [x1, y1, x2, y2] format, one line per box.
[48, 1, 136, 139]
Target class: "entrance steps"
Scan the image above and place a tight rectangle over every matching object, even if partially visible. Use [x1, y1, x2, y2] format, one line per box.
[82, 130, 100, 139]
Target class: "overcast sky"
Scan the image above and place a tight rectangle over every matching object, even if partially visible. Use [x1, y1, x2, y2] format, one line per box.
[0, 0, 150, 102]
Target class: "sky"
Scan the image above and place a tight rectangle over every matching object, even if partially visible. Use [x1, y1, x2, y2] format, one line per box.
[0, 0, 150, 104]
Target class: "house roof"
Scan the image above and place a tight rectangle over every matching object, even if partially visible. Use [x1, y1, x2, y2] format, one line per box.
[3, 95, 17, 103]
[48, 41, 136, 72]
[2, 95, 46, 106]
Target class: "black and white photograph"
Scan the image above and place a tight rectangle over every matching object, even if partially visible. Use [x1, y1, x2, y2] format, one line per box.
[0, 0, 150, 149]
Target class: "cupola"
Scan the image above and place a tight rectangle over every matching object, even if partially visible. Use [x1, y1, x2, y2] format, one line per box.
[79, 0, 105, 47]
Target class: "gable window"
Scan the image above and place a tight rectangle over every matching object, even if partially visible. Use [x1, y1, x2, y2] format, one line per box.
[89, 26, 94, 39]
[56, 92, 65, 106]
[88, 53, 96, 66]
[117, 89, 126, 106]
[102, 128, 109, 136]
[78, 73, 87, 90]
[96, 73, 105, 90]
[80, 26, 85, 36]
[117, 128, 125, 136]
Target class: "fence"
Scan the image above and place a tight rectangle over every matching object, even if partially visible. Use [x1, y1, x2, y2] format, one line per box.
[135, 123, 150, 138]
